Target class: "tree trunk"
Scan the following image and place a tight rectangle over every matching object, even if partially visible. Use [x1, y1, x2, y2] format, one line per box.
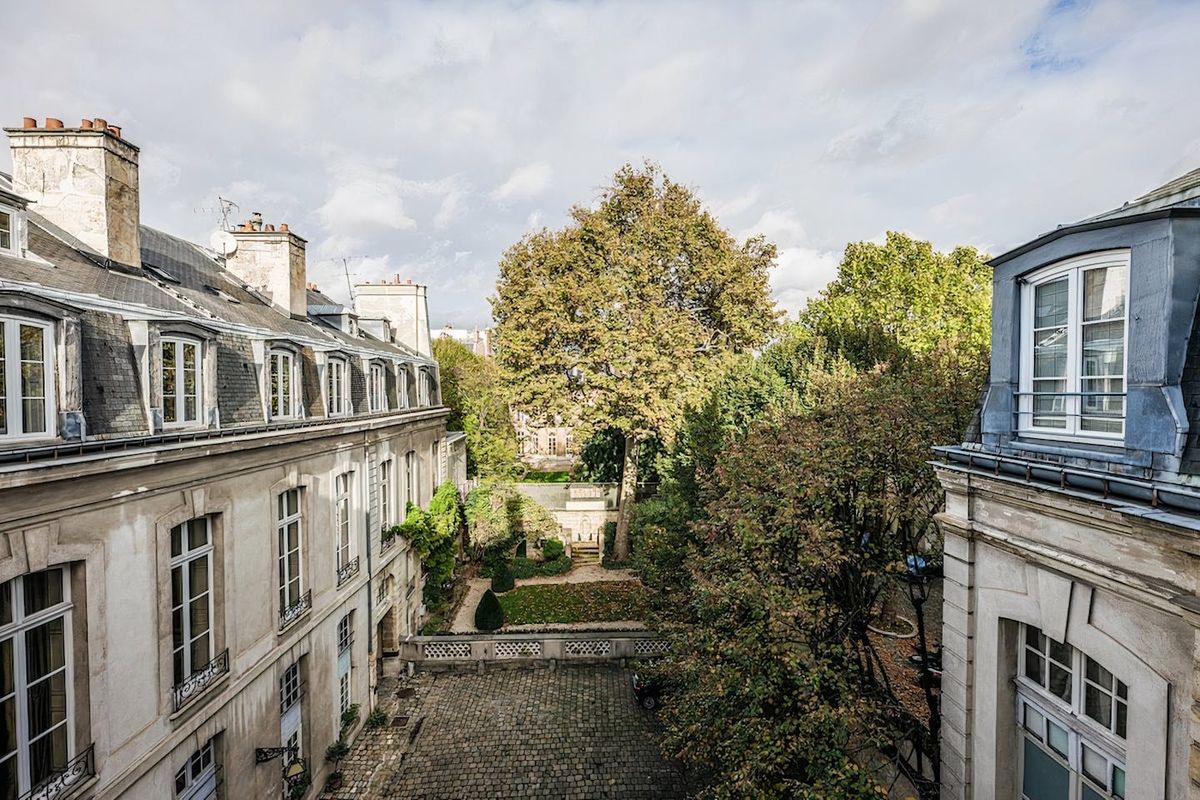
[613, 434, 639, 561]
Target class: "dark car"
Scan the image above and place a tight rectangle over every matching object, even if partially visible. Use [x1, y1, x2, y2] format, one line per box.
[632, 670, 662, 710]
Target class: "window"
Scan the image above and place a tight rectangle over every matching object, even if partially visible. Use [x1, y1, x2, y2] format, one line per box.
[430, 442, 439, 494]
[269, 349, 295, 419]
[277, 489, 303, 613]
[0, 207, 14, 253]
[171, 519, 214, 686]
[380, 459, 393, 529]
[335, 472, 352, 571]
[1020, 251, 1129, 440]
[336, 617, 352, 715]
[280, 661, 301, 714]
[337, 613, 353, 654]
[418, 370, 429, 406]
[162, 338, 201, 426]
[0, 315, 55, 439]
[327, 358, 347, 415]
[404, 451, 417, 510]
[369, 363, 386, 412]
[547, 431, 557, 455]
[0, 568, 74, 796]
[1018, 624, 1127, 800]
[174, 737, 217, 800]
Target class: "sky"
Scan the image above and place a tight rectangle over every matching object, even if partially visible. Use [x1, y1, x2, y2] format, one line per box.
[4, 0, 1200, 330]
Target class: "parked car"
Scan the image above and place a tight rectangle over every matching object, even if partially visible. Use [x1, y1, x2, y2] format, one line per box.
[632, 671, 662, 710]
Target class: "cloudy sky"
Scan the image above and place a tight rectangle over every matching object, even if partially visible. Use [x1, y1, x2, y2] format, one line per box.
[4, 0, 1199, 329]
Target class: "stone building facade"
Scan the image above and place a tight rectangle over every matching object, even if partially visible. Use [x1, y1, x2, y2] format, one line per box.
[0, 117, 458, 800]
[935, 168, 1200, 800]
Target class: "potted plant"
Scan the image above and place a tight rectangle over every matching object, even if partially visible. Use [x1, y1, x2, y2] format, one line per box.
[324, 739, 350, 789]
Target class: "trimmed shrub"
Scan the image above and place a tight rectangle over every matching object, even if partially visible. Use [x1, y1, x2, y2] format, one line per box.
[491, 561, 515, 593]
[602, 521, 617, 557]
[475, 589, 505, 631]
[538, 556, 572, 576]
[542, 537, 565, 561]
[512, 557, 537, 580]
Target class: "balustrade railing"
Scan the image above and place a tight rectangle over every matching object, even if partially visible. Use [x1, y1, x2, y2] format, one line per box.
[337, 556, 360, 587]
[401, 632, 668, 666]
[380, 533, 399, 553]
[279, 590, 312, 630]
[173, 649, 230, 712]
[18, 743, 95, 800]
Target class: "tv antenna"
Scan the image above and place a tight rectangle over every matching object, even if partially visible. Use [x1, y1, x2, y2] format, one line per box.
[317, 255, 379, 303]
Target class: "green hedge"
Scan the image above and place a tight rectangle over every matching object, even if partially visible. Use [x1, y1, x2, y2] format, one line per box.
[538, 556, 572, 576]
[542, 537, 565, 561]
[491, 561, 515, 593]
[474, 589, 505, 631]
[512, 557, 538, 580]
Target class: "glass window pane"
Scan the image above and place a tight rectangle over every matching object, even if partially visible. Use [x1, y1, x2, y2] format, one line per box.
[23, 569, 63, 615]
[1086, 657, 1111, 688]
[0, 696, 15, 756]
[1112, 765, 1125, 799]
[25, 669, 67, 739]
[0, 582, 10, 626]
[171, 524, 183, 558]
[1084, 266, 1126, 322]
[1082, 786, 1104, 800]
[1116, 700, 1127, 738]
[1023, 704, 1045, 739]
[1022, 738, 1070, 800]
[1035, 279, 1069, 328]
[18, 325, 42, 363]
[189, 631, 210, 671]
[1025, 652, 1045, 685]
[27, 722, 67, 785]
[1047, 719, 1068, 757]
[1085, 684, 1112, 728]
[162, 341, 175, 371]
[24, 619, 65, 682]
[0, 638, 12, 697]
[1049, 663, 1072, 703]
[189, 518, 209, 549]
[1047, 638, 1072, 666]
[1081, 744, 1108, 786]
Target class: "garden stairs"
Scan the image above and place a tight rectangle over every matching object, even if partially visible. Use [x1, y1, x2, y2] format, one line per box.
[570, 541, 601, 566]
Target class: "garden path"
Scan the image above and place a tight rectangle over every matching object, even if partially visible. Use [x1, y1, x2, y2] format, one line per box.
[449, 564, 638, 633]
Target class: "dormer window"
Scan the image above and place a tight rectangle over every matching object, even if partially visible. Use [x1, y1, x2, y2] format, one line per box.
[1019, 251, 1129, 441]
[0, 206, 15, 254]
[368, 363, 386, 412]
[0, 315, 55, 439]
[269, 349, 296, 420]
[161, 337, 201, 427]
[327, 357, 348, 416]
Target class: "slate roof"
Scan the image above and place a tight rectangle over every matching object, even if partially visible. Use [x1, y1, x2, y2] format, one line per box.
[0, 209, 438, 446]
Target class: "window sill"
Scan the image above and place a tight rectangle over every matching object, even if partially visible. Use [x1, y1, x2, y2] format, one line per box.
[1015, 430, 1125, 449]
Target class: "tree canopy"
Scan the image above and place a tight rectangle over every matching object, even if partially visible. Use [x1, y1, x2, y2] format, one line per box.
[433, 336, 518, 478]
[492, 162, 779, 558]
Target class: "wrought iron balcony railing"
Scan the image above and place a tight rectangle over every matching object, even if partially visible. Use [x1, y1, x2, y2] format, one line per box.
[336, 556, 360, 587]
[19, 743, 95, 800]
[173, 649, 230, 712]
[380, 533, 398, 553]
[279, 590, 312, 630]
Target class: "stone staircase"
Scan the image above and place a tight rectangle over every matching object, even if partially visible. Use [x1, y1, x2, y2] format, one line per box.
[570, 541, 601, 566]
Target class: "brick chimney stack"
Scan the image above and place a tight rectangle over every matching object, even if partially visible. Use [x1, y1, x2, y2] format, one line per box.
[4, 117, 141, 266]
[224, 214, 308, 318]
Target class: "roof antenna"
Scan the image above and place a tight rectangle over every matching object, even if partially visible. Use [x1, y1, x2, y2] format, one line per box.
[316, 255, 379, 305]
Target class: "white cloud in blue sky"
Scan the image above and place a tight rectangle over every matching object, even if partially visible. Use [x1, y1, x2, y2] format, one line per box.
[3, 0, 1198, 328]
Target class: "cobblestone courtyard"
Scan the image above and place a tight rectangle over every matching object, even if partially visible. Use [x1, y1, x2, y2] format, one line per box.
[324, 665, 685, 799]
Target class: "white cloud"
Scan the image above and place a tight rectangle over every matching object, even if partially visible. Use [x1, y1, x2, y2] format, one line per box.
[491, 162, 553, 203]
[3, 0, 1198, 329]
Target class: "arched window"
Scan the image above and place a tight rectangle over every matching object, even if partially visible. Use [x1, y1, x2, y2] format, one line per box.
[1018, 624, 1127, 800]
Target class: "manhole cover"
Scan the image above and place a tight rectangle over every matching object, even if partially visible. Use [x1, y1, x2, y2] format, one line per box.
[396, 687, 415, 698]
[391, 716, 409, 728]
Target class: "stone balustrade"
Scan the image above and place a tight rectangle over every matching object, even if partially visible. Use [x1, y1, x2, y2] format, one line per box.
[399, 631, 668, 667]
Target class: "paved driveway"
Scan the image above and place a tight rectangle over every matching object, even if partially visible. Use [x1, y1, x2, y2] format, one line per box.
[328, 665, 685, 799]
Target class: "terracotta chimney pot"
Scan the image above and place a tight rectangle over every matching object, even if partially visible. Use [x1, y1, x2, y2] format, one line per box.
[80, 119, 93, 129]
[45, 118, 64, 129]
[92, 118, 107, 131]
[265, 223, 275, 232]
[279, 223, 289, 232]
[109, 125, 121, 138]
[22, 117, 36, 129]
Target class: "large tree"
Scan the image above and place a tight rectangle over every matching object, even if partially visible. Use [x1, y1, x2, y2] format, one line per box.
[492, 163, 778, 559]
[432, 337, 518, 479]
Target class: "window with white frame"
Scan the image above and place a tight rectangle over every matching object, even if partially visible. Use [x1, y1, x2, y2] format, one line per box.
[171, 518, 214, 686]
[0, 567, 74, 796]
[1018, 624, 1127, 800]
[369, 363, 386, 412]
[1019, 250, 1129, 440]
[380, 459, 393, 529]
[280, 661, 302, 714]
[269, 349, 296, 419]
[547, 430, 557, 455]
[0, 315, 55, 439]
[162, 337, 202, 427]
[335, 472, 352, 571]
[404, 450, 417, 511]
[0, 206, 16, 254]
[337, 613, 353, 654]
[174, 736, 217, 800]
[327, 357, 348, 416]
[429, 442, 439, 494]
[277, 489, 303, 612]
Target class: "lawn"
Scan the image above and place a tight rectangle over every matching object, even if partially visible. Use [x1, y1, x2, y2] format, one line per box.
[498, 581, 650, 625]
[520, 470, 574, 483]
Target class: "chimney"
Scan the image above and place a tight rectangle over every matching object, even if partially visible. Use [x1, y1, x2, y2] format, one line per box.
[353, 277, 432, 357]
[4, 117, 141, 265]
[224, 216, 308, 318]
